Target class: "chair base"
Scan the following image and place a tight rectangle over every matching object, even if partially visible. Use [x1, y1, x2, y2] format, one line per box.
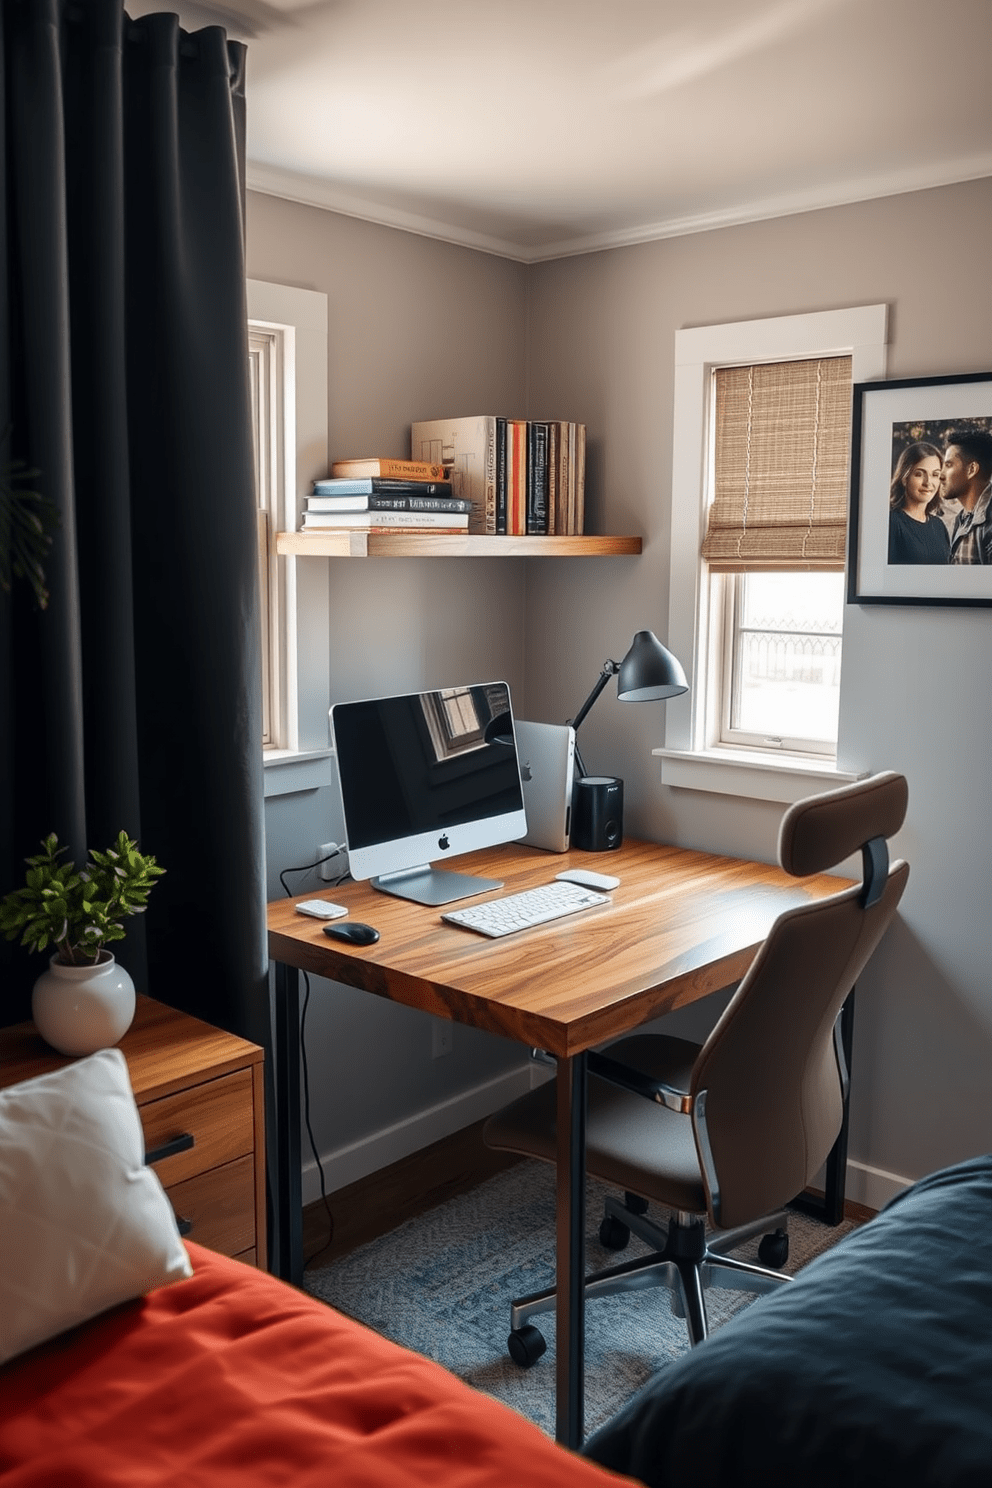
[507, 1196, 791, 1362]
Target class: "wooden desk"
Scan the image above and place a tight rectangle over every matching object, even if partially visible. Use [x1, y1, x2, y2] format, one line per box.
[267, 837, 849, 1446]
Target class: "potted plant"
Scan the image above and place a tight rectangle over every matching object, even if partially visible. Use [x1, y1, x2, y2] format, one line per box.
[0, 831, 165, 1055]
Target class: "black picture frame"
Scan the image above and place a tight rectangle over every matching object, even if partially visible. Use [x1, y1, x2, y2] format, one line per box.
[847, 369, 992, 606]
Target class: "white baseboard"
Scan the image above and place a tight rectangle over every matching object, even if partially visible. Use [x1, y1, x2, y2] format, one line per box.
[301, 1076, 915, 1217]
[844, 1157, 913, 1213]
[300, 1060, 550, 1207]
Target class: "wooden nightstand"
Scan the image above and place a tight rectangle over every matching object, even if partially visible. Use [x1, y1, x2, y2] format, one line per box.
[0, 994, 266, 1268]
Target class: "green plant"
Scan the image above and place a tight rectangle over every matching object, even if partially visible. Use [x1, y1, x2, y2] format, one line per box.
[0, 831, 165, 966]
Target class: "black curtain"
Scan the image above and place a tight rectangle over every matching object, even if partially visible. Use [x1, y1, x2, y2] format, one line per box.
[0, 0, 268, 1058]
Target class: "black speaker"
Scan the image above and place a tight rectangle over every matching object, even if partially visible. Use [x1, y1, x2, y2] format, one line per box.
[571, 775, 624, 852]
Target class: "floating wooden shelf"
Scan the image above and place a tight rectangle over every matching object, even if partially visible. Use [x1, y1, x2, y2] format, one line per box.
[275, 532, 642, 558]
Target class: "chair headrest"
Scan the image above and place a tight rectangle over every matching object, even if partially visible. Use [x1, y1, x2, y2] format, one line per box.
[778, 771, 908, 878]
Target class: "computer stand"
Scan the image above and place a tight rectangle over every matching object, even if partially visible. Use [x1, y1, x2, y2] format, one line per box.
[371, 864, 503, 906]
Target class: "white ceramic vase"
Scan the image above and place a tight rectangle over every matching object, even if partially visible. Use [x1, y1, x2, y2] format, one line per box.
[32, 952, 136, 1056]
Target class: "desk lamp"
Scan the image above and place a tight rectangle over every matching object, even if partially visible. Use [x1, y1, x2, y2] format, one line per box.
[569, 630, 688, 851]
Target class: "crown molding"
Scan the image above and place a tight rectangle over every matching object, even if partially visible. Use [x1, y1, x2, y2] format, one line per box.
[245, 163, 531, 263]
[247, 155, 992, 266]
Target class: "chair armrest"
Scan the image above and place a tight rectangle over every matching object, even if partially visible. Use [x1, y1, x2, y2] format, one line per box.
[587, 1050, 693, 1114]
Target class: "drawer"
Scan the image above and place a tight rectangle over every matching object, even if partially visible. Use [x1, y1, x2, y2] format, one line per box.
[165, 1155, 255, 1258]
[140, 1068, 254, 1185]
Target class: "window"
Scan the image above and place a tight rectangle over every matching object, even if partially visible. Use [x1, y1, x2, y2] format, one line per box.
[701, 353, 852, 758]
[660, 306, 888, 802]
[246, 280, 329, 775]
[716, 570, 844, 753]
[248, 324, 286, 747]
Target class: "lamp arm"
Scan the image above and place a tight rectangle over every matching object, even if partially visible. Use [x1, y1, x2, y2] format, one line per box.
[569, 659, 619, 735]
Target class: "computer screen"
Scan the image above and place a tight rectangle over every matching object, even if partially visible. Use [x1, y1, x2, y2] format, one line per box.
[329, 681, 527, 905]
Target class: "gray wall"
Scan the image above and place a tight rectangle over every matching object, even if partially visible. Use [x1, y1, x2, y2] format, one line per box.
[247, 195, 541, 1197]
[524, 178, 992, 1200]
[249, 177, 992, 1206]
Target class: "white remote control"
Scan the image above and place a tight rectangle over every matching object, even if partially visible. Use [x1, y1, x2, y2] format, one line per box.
[295, 899, 349, 919]
[555, 868, 620, 891]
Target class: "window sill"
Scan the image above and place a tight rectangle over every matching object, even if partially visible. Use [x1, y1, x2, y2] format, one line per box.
[652, 746, 866, 804]
[263, 748, 335, 798]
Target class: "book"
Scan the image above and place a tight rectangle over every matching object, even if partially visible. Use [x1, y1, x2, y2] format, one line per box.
[506, 419, 527, 535]
[548, 421, 586, 534]
[306, 525, 467, 536]
[312, 477, 454, 498]
[301, 509, 469, 530]
[307, 494, 470, 513]
[573, 422, 586, 536]
[409, 416, 498, 534]
[329, 457, 447, 481]
[553, 421, 570, 536]
[495, 417, 507, 534]
[526, 421, 550, 534]
[547, 423, 557, 535]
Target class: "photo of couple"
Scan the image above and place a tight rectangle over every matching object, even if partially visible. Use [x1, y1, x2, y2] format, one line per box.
[888, 420, 992, 566]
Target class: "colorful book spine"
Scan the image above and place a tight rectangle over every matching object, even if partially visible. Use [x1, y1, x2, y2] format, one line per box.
[400, 417, 585, 535]
[495, 418, 507, 535]
[553, 421, 570, 536]
[329, 458, 447, 481]
[301, 509, 468, 529]
[573, 423, 586, 536]
[506, 420, 527, 536]
[307, 494, 470, 513]
[526, 421, 550, 534]
[312, 478, 454, 498]
[547, 423, 557, 535]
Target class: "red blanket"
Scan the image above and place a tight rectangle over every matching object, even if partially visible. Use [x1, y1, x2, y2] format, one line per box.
[0, 1242, 624, 1486]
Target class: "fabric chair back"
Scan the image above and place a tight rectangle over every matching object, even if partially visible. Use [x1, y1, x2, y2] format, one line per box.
[690, 772, 909, 1230]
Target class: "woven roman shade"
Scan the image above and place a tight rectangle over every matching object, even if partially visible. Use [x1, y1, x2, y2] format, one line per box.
[702, 356, 853, 571]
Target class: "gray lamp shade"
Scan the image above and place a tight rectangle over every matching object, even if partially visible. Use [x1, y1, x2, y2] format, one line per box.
[616, 630, 688, 702]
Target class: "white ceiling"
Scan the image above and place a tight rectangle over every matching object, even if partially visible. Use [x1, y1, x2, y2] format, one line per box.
[157, 0, 992, 262]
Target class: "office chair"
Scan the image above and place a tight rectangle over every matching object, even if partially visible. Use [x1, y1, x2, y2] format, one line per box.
[483, 771, 909, 1365]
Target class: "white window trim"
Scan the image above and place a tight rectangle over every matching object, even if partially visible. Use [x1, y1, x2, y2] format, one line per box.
[249, 324, 283, 747]
[247, 279, 333, 797]
[657, 305, 888, 803]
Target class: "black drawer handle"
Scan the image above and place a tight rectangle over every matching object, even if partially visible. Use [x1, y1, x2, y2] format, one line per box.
[145, 1132, 195, 1165]
[175, 1213, 193, 1237]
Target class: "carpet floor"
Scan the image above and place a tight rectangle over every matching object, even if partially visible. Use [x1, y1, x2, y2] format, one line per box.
[304, 1160, 856, 1438]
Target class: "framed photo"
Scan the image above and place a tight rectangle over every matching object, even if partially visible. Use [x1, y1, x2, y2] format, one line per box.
[847, 370, 992, 606]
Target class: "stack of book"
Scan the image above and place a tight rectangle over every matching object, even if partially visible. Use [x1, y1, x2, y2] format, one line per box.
[410, 417, 586, 536]
[300, 458, 472, 533]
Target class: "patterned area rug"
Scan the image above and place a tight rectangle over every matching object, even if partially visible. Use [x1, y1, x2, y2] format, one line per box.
[304, 1160, 855, 1438]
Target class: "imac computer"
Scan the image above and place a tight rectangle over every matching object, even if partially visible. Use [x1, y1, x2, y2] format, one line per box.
[329, 681, 527, 906]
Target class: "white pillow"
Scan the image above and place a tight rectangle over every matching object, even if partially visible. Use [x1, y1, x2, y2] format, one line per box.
[0, 1046, 193, 1365]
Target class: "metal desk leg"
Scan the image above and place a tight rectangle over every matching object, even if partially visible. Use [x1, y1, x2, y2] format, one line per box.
[555, 1051, 587, 1449]
[274, 960, 303, 1286]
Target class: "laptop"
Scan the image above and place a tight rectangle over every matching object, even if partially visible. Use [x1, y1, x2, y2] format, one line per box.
[514, 720, 576, 853]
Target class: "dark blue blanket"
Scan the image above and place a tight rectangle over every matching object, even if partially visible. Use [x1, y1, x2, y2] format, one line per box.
[584, 1156, 992, 1487]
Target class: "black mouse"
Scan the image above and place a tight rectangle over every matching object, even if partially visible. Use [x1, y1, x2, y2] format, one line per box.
[323, 921, 380, 945]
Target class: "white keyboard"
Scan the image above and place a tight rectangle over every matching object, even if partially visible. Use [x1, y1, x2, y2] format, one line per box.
[442, 880, 610, 937]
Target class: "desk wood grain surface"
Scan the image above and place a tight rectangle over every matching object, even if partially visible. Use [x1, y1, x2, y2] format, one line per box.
[267, 839, 851, 1057]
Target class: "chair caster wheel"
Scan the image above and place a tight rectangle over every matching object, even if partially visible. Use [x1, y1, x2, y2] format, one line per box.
[599, 1215, 631, 1250]
[507, 1325, 547, 1369]
[758, 1228, 789, 1268]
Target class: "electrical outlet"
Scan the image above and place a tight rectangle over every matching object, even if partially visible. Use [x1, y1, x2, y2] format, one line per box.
[431, 1017, 453, 1058]
[318, 842, 340, 881]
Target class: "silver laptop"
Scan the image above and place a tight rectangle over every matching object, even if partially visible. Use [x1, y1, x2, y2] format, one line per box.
[514, 720, 576, 852]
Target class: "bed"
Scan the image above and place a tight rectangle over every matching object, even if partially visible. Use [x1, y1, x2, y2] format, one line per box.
[0, 1047, 625, 1487]
[583, 1154, 992, 1488]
